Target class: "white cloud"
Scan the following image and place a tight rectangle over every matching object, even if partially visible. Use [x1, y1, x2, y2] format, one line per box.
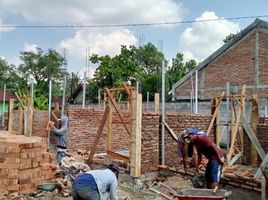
[0, 0, 184, 24]
[179, 11, 240, 62]
[0, 18, 15, 36]
[60, 28, 137, 60]
[23, 43, 38, 53]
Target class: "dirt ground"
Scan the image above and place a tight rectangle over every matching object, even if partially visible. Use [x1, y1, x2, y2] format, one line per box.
[0, 173, 262, 200]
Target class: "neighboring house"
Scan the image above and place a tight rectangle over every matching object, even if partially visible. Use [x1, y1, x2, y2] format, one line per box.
[0, 89, 18, 115]
[68, 84, 85, 104]
[170, 18, 268, 101]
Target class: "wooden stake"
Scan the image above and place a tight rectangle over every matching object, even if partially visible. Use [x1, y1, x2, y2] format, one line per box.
[87, 106, 110, 165]
[8, 99, 14, 132]
[130, 93, 142, 177]
[251, 94, 259, 166]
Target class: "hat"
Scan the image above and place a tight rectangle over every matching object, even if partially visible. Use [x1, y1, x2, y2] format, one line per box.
[178, 129, 192, 143]
[107, 163, 119, 173]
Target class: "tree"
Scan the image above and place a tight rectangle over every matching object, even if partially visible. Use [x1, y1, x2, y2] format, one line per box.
[91, 45, 139, 89]
[166, 53, 196, 92]
[223, 32, 238, 43]
[18, 48, 67, 97]
[135, 42, 165, 74]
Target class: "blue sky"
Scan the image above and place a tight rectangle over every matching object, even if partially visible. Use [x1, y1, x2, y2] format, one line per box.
[0, 0, 267, 77]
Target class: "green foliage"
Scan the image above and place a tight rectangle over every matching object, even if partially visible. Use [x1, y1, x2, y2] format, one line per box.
[34, 96, 48, 110]
[166, 53, 196, 91]
[223, 32, 238, 43]
[140, 73, 161, 101]
[136, 42, 165, 74]
[91, 45, 140, 89]
[18, 48, 66, 98]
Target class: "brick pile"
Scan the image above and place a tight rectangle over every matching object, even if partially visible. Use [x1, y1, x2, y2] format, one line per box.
[221, 166, 265, 193]
[0, 132, 57, 196]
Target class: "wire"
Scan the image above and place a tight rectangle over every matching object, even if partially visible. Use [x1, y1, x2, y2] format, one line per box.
[0, 14, 268, 28]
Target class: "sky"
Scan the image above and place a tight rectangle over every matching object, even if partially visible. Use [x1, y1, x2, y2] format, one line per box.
[0, 0, 267, 77]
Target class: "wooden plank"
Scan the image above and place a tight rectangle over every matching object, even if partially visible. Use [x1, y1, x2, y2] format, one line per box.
[51, 112, 59, 121]
[154, 93, 159, 112]
[87, 106, 110, 165]
[163, 121, 178, 141]
[226, 86, 245, 164]
[130, 93, 142, 177]
[207, 91, 225, 136]
[215, 97, 220, 146]
[229, 151, 242, 166]
[241, 115, 265, 160]
[8, 99, 14, 132]
[105, 87, 131, 135]
[15, 92, 25, 108]
[107, 98, 112, 151]
[254, 153, 268, 179]
[109, 87, 135, 92]
[18, 107, 24, 135]
[122, 82, 132, 96]
[251, 95, 259, 166]
[107, 150, 130, 161]
[112, 120, 131, 125]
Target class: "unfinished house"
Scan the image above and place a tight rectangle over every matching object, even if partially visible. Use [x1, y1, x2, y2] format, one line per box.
[1, 19, 268, 199]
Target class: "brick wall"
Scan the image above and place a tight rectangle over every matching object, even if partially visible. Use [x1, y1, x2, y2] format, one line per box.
[176, 29, 268, 100]
[141, 112, 160, 173]
[67, 109, 130, 153]
[163, 112, 212, 168]
[243, 124, 268, 164]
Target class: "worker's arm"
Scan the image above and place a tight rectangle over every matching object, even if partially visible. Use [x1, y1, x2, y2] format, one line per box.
[183, 143, 189, 169]
[211, 143, 224, 165]
[109, 180, 118, 200]
[193, 145, 202, 173]
[51, 125, 67, 136]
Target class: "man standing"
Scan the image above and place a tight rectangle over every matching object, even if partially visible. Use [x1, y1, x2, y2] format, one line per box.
[48, 114, 68, 164]
[179, 129, 224, 189]
[72, 163, 119, 200]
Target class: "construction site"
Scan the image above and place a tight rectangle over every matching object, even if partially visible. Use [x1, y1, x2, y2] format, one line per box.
[0, 18, 268, 200]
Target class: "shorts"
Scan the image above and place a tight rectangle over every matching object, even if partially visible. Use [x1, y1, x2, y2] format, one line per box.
[205, 160, 222, 183]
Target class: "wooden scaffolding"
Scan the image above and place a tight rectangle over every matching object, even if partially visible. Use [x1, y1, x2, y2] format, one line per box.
[87, 83, 142, 177]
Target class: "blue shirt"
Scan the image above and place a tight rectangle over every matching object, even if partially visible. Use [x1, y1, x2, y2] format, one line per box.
[86, 169, 118, 200]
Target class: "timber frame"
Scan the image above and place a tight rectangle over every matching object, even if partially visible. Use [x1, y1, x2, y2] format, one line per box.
[207, 84, 268, 181]
[87, 83, 142, 177]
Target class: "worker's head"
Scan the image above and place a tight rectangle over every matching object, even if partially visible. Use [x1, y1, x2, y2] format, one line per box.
[178, 128, 194, 144]
[108, 163, 119, 179]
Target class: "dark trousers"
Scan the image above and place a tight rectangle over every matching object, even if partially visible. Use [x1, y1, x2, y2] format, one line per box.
[72, 182, 100, 200]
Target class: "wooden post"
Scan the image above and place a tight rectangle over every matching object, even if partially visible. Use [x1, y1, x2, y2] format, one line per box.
[227, 85, 246, 164]
[251, 94, 258, 166]
[261, 177, 266, 200]
[87, 107, 110, 165]
[130, 93, 142, 177]
[18, 106, 24, 135]
[107, 97, 113, 151]
[154, 93, 159, 112]
[8, 99, 14, 132]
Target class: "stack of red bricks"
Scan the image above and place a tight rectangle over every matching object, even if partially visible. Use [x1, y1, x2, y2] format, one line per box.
[0, 132, 57, 196]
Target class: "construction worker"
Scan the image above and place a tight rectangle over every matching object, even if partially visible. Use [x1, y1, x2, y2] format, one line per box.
[72, 163, 119, 200]
[178, 128, 207, 170]
[48, 114, 68, 164]
[179, 128, 224, 189]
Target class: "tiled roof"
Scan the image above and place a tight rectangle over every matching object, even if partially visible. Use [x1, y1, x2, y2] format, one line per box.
[0, 90, 18, 101]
